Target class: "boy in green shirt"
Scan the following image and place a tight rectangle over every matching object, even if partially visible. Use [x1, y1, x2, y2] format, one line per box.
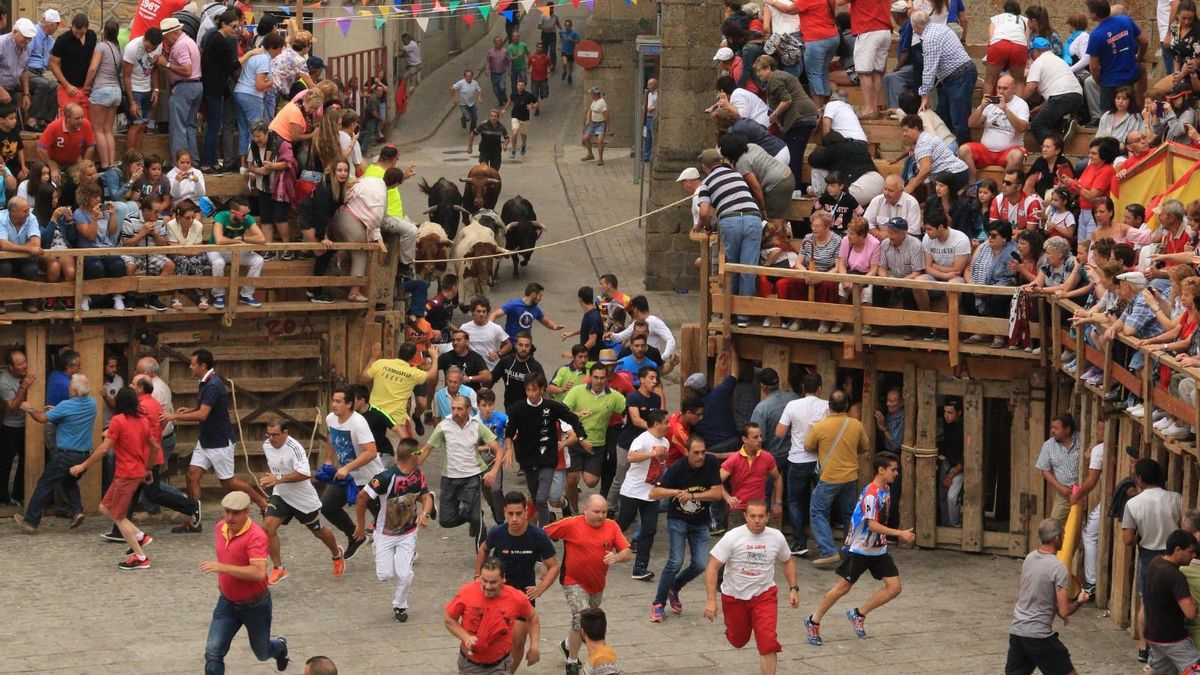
[562, 362, 627, 514]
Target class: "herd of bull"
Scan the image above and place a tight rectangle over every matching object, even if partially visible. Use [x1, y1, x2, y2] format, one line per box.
[415, 163, 546, 310]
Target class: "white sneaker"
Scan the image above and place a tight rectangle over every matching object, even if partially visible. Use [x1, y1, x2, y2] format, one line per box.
[81, 296, 90, 311]
[1154, 416, 1174, 431]
[113, 295, 126, 311]
[1164, 422, 1192, 438]
[1151, 409, 1167, 422]
[817, 322, 830, 334]
[780, 319, 792, 330]
[763, 318, 773, 328]
[792, 190, 807, 200]
[1126, 403, 1145, 418]
[830, 323, 844, 333]
[788, 321, 801, 332]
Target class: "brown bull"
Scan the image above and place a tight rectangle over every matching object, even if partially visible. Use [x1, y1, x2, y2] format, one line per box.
[459, 163, 502, 224]
[415, 222, 451, 281]
[452, 220, 506, 311]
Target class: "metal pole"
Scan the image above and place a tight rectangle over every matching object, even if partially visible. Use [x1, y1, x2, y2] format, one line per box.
[633, 45, 643, 184]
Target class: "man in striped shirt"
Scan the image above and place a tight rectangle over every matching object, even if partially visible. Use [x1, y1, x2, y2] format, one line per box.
[913, 12, 976, 145]
[694, 148, 763, 328]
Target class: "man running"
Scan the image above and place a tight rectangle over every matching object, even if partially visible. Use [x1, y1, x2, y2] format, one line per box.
[562, 362, 627, 514]
[544, 494, 631, 675]
[704, 500, 798, 675]
[805, 452, 914, 646]
[355, 438, 434, 623]
[461, 298, 511, 370]
[491, 283, 565, 343]
[475, 492, 559, 671]
[322, 387, 387, 561]
[490, 332, 545, 411]
[359, 341, 440, 438]
[165, 349, 266, 534]
[445, 557, 542, 674]
[200, 491, 290, 673]
[350, 384, 395, 468]
[258, 419, 346, 584]
[617, 408, 670, 582]
[506, 373, 588, 526]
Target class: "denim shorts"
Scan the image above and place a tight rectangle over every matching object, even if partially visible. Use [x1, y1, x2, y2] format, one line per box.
[129, 90, 153, 125]
[89, 85, 122, 108]
[586, 121, 606, 137]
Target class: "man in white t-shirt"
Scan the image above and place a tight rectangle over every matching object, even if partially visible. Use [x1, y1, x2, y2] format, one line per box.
[958, 74, 1029, 181]
[704, 500, 798, 675]
[774, 372, 828, 556]
[1122, 457, 1184, 659]
[717, 76, 771, 128]
[913, 210, 970, 338]
[461, 298, 512, 370]
[821, 100, 867, 143]
[258, 419, 346, 585]
[1071, 420, 1106, 596]
[619, 410, 670, 580]
[1023, 38, 1085, 144]
[583, 87, 609, 165]
[323, 387, 387, 561]
[121, 27, 163, 150]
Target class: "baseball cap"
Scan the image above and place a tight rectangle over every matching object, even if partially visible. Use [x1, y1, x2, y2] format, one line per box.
[41, 9, 62, 23]
[221, 491, 252, 511]
[590, 86, 603, 95]
[684, 372, 707, 390]
[12, 18, 35, 38]
[676, 167, 701, 182]
[890, 0, 908, 12]
[1166, 82, 1192, 100]
[1117, 271, 1148, 287]
[698, 148, 722, 164]
[159, 17, 182, 34]
[306, 56, 326, 71]
[756, 368, 780, 387]
[713, 47, 735, 62]
[1030, 37, 1052, 51]
[885, 216, 909, 231]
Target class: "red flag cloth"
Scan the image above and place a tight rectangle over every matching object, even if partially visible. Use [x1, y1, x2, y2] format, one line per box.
[395, 78, 408, 116]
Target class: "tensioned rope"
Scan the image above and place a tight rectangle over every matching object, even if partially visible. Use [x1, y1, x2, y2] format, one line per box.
[411, 194, 692, 264]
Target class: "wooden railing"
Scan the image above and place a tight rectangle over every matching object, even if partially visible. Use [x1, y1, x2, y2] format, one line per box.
[0, 242, 383, 324]
[327, 47, 388, 119]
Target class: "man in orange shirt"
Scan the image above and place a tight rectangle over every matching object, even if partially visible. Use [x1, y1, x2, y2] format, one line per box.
[544, 494, 632, 675]
[444, 557, 542, 674]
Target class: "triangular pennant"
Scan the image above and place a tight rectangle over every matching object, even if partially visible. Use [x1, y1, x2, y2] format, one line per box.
[537, 6, 550, 16]
[520, 0, 535, 12]
[490, 0, 499, 8]
[377, 4, 390, 13]
[479, 5, 490, 19]
[462, 13, 476, 26]
[502, 10, 514, 20]
[375, 17, 387, 27]
[495, 0, 512, 13]
[357, 10, 372, 15]
[434, 0, 448, 12]
[342, 6, 354, 13]
[317, 18, 332, 26]
[449, 0, 461, 11]
[582, 0, 593, 8]
[277, 5, 291, 14]
[415, 16, 430, 31]
[336, 17, 352, 36]
[570, 0, 580, 8]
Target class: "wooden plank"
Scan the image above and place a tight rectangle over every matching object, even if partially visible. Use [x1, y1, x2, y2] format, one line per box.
[679, 324, 705, 402]
[1009, 387, 1032, 557]
[760, 343, 791, 391]
[1027, 370, 1048, 550]
[947, 292, 960, 368]
[859, 354, 877, 485]
[915, 367, 937, 548]
[75, 324, 106, 511]
[20, 325, 46, 503]
[1096, 411, 1115, 611]
[961, 380, 984, 552]
[328, 315, 347, 384]
[901, 362, 917, 530]
[815, 348, 835, 397]
[346, 319, 366, 386]
[1109, 417, 1134, 628]
[851, 285, 863, 353]
[205, 343, 323, 362]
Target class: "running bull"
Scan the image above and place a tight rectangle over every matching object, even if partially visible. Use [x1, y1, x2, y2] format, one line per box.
[459, 164, 502, 224]
[499, 195, 544, 278]
[417, 177, 463, 240]
[415, 222, 451, 281]
[451, 214, 509, 311]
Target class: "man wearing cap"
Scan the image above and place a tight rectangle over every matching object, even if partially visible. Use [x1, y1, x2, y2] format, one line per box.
[750, 368, 797, 501]
[713, 47, 759, 97]
[582, 87, 608, 165]
[0, 18, 34, 125]
[49, 13, 95, 117]
[156, 16, 202, 160]
[875, 216, 926, 319]
[1023, 37, 1085, 144]
[200, 491, 291, 674]
[912, 11, 976, 145]
[1099, 272, 1166, 416]
[695, 148, 762, 328]
[25, 10, 61, 132]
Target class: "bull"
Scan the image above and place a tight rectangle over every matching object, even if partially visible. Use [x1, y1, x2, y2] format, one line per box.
[417, 177, 463, 239]
[451, 218, 508, 311]
[459, 163, 502, 224]
[499, 195, 544, 277]
[415, 222, 451, 281]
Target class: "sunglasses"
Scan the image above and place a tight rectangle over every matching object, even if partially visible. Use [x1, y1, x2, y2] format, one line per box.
[1002, 180, 1016, 186]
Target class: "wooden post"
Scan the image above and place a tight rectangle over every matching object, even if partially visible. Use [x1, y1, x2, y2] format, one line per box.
[961, 380, 984, 552]
[72, 257, 84, 323]
[719, 248, 732, 337]
[1096, 412, 1116, 610]
[1051, 301, 1062, 371]
[761, 343, 791, 390]
[1141, 361, 1153, 447]
[947, 292, 960, 368]
[1109, 418, 1135, 628]
[21, 325, 47, 503]
[365, 248, 380, 322]
[901, 362, 917, 530]
[851, 285, 863, 353]
[915, 367, 937, 548]
[816, 348, 835, 397]
[1009, 387, 1032, 557]
[1026, 370, 1048, 551]
[859, 354, 877, 485]
[224, 250, 241, 326]
[75, 324, 106, 511]
[699, 237, 711, 324]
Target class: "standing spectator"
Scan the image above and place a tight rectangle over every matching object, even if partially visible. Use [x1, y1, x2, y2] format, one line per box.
[232, 32, 283, 171]
[49, 14, 95, 118]
[582, 87, 609, 165]
[450, 70, 483, 133]
[26, 11, 62, 132]
[641, 77, 656, 162]
[1024, 5, 1063, 57]
[0, 347, 32, 506]
[937, 398, 965, 526]
[268, 30, 315, 114]
[844, 0, 893, 118]
[0, 18, 33, 129]
[1086, 0, 1148, 115]
[718, 134, 794, 235]
[539, 5, 561, 66]
[199, 10, 240, 173]
[157, 17, 202, 161]
[1144, 530, 1200, 673]
[122, 28, 163, 153]
[82, 20, 123, 171]
[753, 56, 817, 183]
[1024, 37, 1085, 144]
[958, 75, 1030, 181]
[467, 108, 509, 171]
[984, 1, 1030, 95]
[400, 33, 422, 88]
[805, 390, 869, 568]
[559, 19, 580, 84]
[485, 36, 511, 107]
[1123, 457, 1185, 663]
[913, 11, 976, 145]
[715, 74, 771, 128]
[750, 368, 798, 489]
[695, 149, 762, 327]
[1035, 413, 1079, 525]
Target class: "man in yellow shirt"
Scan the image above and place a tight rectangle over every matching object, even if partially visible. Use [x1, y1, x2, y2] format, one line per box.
[804, 391, 870, 568]
[364, 145, 420, 279]
[359, 341, 440, 439]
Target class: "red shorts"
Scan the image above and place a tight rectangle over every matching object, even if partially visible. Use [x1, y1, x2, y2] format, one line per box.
[986, 40, 1028, 72]
[965, 142, 1026, 169]
[57, 85, 90, 117]
[100, 477, 142, 519]
[721, 586, 781, 655]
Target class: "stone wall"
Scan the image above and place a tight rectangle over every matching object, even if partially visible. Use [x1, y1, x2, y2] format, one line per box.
[578, 0, 658, 142]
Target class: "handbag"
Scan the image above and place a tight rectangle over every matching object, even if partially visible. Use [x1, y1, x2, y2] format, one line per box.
[765, 31, 804, 67]
[107, 43, 130, 117]
[816, 416, 851, 477]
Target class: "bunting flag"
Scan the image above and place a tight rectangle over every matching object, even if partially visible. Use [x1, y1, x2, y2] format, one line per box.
[520, 0, 536, 11]
[277, 5, 291, 14]
[415, 16, 430, 31]
[342, 6, 354, 14]
[479, 5, 490, 19]
[317, 17, 332, 26]
[449, 0, 460, 11]
[490, 0, 500, 9]
[462, 12, 476, 26]
[375, 17, 387, 27]
[337, 16, 352, 35]
[537, 5, 551, 15]
[582, 0, 594, 8]
[434, 0, 448, 12]
[357, 10, 373, 15]
[571, 0, 581, 8]
[502, 9, 514, 21]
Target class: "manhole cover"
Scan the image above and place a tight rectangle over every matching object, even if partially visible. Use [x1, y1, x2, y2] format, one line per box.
[442, 150, 470, 155]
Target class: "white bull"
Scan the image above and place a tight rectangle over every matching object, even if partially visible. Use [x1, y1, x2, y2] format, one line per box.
[451, 219, 508, 311]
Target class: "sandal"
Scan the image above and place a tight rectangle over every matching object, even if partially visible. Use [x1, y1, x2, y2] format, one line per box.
[171, 296, 183, 310]
[347, 293, 369, 303]
[198, 296, 210, 310]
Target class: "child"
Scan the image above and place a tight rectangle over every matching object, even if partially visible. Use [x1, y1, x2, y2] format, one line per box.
[579, 608, 620, 675]
[18, 161, 54, 209]
[425, 274, 459, 350]
[164, 199, 209, 310]
[119, 196, 176, 311]
[476, 388, 508, 525]
[817, 170, 861, 235]
[244, 121, 272, 220]
[166, 149, 207, 207]
[130, 155, 171, 214]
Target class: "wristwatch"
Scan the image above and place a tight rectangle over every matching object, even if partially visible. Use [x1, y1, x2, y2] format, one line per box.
[789, 585, 800, 591]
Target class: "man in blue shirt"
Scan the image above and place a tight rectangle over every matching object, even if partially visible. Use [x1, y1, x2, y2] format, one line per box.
[13, 372, 98, 532]
[46, 349, 80, 407]
[491, 282, 565, 341]
[560, 286, 604, 361]
[559, 20, 581, 84]
[883, 8, 917, 110]
[0, 197, 45, 311]
[26, 11, 62, 131]
[1085, 0, 1148, 114]
[613, 335, 659, 388]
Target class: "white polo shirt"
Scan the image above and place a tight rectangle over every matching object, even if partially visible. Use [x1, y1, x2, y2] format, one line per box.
[779, 395, 829, 464]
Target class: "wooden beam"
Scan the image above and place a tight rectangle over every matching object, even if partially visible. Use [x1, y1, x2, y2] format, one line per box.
[75, 324, 105, 511]
[760, 342, 791, 391]
[1027, 370, 1048, 550]
[915, 367, 937, 548]
[21, 324, 46, 503]
[859, 354, 877, 485]
[328, 315, 347, 384]
[1009, 387, 1032, 557]
[961, 380, 984, 552]
[947, 292, 960, 368]
[901, 362, 917, 530]
[816, 348, 835, 398]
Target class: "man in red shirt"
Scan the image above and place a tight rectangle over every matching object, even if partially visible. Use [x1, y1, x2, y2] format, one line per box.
[989, 168, 1042, 232]
[199, 490, 290, 674]
[444, 557, 542, 673]
[528, 43, 552, 106]
[544, 494, 632, 675]
[720, 423, 784, 529]
[666, 398, 705, 466]
[129, 375, 201, 527]
[129, 0, 188, 39]
[35, 102, 94, 183]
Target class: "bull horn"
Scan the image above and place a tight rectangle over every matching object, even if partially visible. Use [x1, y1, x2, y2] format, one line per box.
[453, 205, 472, 215]
[504, 221, 519, 232]
[533, 221, 546, 232]
[423, 206, 436, 215]
[485, 178, 501, 185]
[457, 178, 468, 183]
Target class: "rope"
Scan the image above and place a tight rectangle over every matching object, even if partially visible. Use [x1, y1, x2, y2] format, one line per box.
[412, 194, 693, 264]
[228, 378, 272, 501]
[900, 444, 940, 459]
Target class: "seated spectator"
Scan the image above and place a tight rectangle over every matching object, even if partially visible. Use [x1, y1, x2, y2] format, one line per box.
[714, 75, 770, 129]
[1150, 1, 1200, 97]
[118, 197, 176, 312]
[864, 174, 923, 237]
[1115, 129, 1153, 177]
[71, 180, 126, 311]
[1027, 236, 1080, 300]
[717, 133, 794, 234]
[163, 198, 208, 310]
[1009, 229, 1044, 288]
[963, 220, 1018, 348]
[968, 179, 1000, 245]
[17, 161, 53, 209]
[1100, 271, 1165, 411]
[807, 130, 885, 204]
[99, 150, 143, 202]
[1036, 188, 1077, 242]
[924, 171, 977, 240]
[834, 217, 881, 336]
[1070, 260, 1125, 384]
[0, 197, 45, 312]
[1024, 135, 1075, 198]
[752, 55, 818, 183]
[1146, 88, 1194, 145]
[1088, 198, 1147, 249]
[882, 7, 916, 110]
[901, 114, 969, 198]
[1165, 280, 1200, 438]
[711, 106, 789, 166]
[1024, 6, 1064, 60]
[166, 149, 206, 207]
[35, 103, 95, 185]
[756, 228, 802, 330]
[130, 154, 171, 214]
[207, 195, 265, 310]
[816, 170, 862, 236]
[797, 211, 842, 333]
[1066, 137, 1120, 241]
[1136, 267, 1198, 376]
[985, 2, 1031, 95]
[876, 217, 926, 328]
[1096, 86, 1142, 145]
[990, 168, 1042, 232]
[1023, 37, 1084, 143]
[60, 159, 98, 210]
[957, 75, 1029, 181]
[915, 210, 971, 340]
[33, 183, 75, 310]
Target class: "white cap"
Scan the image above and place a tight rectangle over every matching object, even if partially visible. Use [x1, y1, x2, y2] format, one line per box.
[676, 167, 701, 182]
[713, 47, 735, 62]
[890, 0, 909, 12]
[13, 18, 36, 38]
[41, 9, 62, 23]
[1117, 271, 1148, 287]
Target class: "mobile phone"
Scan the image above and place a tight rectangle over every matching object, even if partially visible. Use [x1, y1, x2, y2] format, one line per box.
[1009, 251, 1022, 263]
[987, 96, 1001, 104]
[1156, 100, 1167, 117]
[1155, 260, 1168, 269]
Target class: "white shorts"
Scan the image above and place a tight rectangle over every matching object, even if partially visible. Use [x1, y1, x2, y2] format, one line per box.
[189, 441, 236, 480]
[511, 118, 522, 133]
[853, 29, 892, 74]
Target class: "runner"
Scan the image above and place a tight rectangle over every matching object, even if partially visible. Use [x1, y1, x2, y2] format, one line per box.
[544, 494, 632, 675]
[805, 452, 915, 646]
[321, 386, 387, 562]
[199, 490, 290, 674]
[548, 345, 589, 401]
[562, 362, 628, 515]
[704, 500, 799, 675]
[257, 419, 346, 584]
[359, 341, 440, 438]
[579, 609, 620, 675]
[491, 332, 545, 411]
[476, 388, 509, 525]
[445, 557, 542, 674]
[617, 408, 671, 582]
[349, 384, 395, 468]
[461, 298, 512, 370]
[505, 372, 588, 526]
[475, 492, 559, 671]
[354, 438, 434, 623]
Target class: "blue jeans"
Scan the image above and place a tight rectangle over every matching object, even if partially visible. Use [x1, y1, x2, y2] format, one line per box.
[511, 66, 528, 95]
[804, 36, 840, 97]
[202, 95, 226, 167]
[935, 62, 977, 145]
[170, 81, 203, 161]
[459, 104, 478, 131]
[654, 517, 709, 605]
[204, 593, 286, 675]
[404, 278, 429, 314]
[787, 461, 817, 549]
[618, 495, 660, 573]
[781, 119, 816, 183]
[810, 479, 858, 558]
[718, 213, 764, 301]
[233, 93, 266, 164]
[642, 115, 654, 162]
[23, 448, 88, 526]
[884, 64, 915, 109]
[1163, 45, 1176, 76]
[490, 72, 507, 106]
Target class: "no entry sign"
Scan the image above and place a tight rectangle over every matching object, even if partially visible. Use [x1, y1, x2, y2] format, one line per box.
[575, 39, 603, 69]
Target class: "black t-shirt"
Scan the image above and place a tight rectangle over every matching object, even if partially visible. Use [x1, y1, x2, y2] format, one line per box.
[484, 523, 556, 591]
[578, 308, 603, 360]
[0, 126, 21, 177]
[473, 121, 509, 158]
[200, 32, 239, 97]
[490, 354, 545, 410]
[818, 191, 861, 234]
[362, 406, 394, 456]
[940, 420, 964, 468]
[1027, 155, 1073, 197]
[655, 455, 722, 525]
[1144, 556, 1192, 643]
[617, 390, 662, 448]
[438, 349, 488, 379]
[50, 31, 97, 87]
[511, 91, 537, 121]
